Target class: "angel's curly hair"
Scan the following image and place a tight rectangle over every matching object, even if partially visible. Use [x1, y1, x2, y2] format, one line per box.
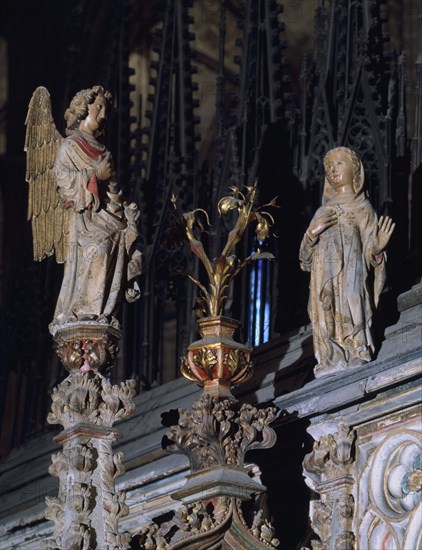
[64, 85, 112, 136]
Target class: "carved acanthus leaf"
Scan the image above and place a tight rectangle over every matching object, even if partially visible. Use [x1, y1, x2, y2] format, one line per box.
[137, 523, 168, 550]
[167, 394, 277, 471]
[176, 500, 220, 534]
[47, 372, 136, 428]
[304, 424, 356, 550]
[100, 378, 137, 425]
[335, 531, 355, 550]
[193, 347, 218, 374]
[48, 451, 67, 479]
[45, 497, 64, 523]
[52, 324, 123, 373]
[311, 501, 332, 543]
[64, 523, 93, 550]
[179, 356, 198, 382]
[135, 497, 231, 548]
[56, 339, 84, 370]
[250, 510, 280, 547]
[331, 423, 355, 465]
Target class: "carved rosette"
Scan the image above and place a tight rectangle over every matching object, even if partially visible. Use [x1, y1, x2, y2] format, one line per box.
[303, 423, 356, 550]
[358, 427, 422, 550]
[180, 316, 252, 397]
[44, 350, 136, 549]
[52, 322, 121, 373]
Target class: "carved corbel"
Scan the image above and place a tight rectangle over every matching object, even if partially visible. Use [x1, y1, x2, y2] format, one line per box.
[53, 323, 122, 374]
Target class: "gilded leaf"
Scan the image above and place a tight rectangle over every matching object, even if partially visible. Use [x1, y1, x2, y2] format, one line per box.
[194, 347, 218, 374]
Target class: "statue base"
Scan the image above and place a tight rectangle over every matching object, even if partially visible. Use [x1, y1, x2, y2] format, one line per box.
[50, 321, 122, 373]
[314, 358, 370, 378]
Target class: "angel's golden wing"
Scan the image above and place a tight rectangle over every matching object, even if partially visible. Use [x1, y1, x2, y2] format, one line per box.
[25, 86, 65, 262]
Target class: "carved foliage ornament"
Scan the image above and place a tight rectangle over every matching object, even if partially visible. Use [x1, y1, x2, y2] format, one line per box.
[53, 322, 122, 373]
[164, 393, 277, 472]
[56, 334, 120, 372]
[181, 346, 251, 384]
[47, 371, 136, 429]
[303, 423, 355, 479]
[138, 393, 279, 549]
[135, 497, 279, 549]
[44, 371, 135, 549]
[45, 431, 133, 549]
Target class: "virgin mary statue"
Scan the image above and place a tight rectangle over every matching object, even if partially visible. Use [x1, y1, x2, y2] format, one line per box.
[299, 147, 395, 376]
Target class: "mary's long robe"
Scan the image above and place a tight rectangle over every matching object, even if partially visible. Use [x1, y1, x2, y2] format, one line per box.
[299, 191, 385, 373]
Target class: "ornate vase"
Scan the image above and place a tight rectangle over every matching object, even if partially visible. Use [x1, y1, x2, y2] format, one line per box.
[181, 316, 252, 398]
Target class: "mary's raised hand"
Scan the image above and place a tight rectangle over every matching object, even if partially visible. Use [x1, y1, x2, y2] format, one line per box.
[373, 215, 396, 255]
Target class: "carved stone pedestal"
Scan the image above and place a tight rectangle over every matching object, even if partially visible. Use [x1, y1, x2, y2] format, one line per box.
[44, 323, 136, 550]
[135, 378, 279, 548]
[152, 316, 278, 548]
[136, 184, 279, 546]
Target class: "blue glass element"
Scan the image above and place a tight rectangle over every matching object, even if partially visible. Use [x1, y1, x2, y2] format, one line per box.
[248, 264, 256, 344]
[248, 239, 271, 347]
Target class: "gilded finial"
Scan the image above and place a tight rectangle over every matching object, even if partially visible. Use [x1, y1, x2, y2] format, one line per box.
[170, 181, 276, 318]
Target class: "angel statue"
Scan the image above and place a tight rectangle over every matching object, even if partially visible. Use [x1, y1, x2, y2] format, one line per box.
[299, 147, 395, 377]
[25, 86, 143, 335]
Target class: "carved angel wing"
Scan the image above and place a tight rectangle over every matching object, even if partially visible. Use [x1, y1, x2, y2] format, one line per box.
[25, 86, 66, 262]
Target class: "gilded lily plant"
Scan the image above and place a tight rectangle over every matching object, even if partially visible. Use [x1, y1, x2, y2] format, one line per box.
[170, 181, 276, 317]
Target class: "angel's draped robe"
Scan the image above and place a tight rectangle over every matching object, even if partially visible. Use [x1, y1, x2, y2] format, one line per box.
[51, 130, 142, 328]
[299, 192, 386, 373]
